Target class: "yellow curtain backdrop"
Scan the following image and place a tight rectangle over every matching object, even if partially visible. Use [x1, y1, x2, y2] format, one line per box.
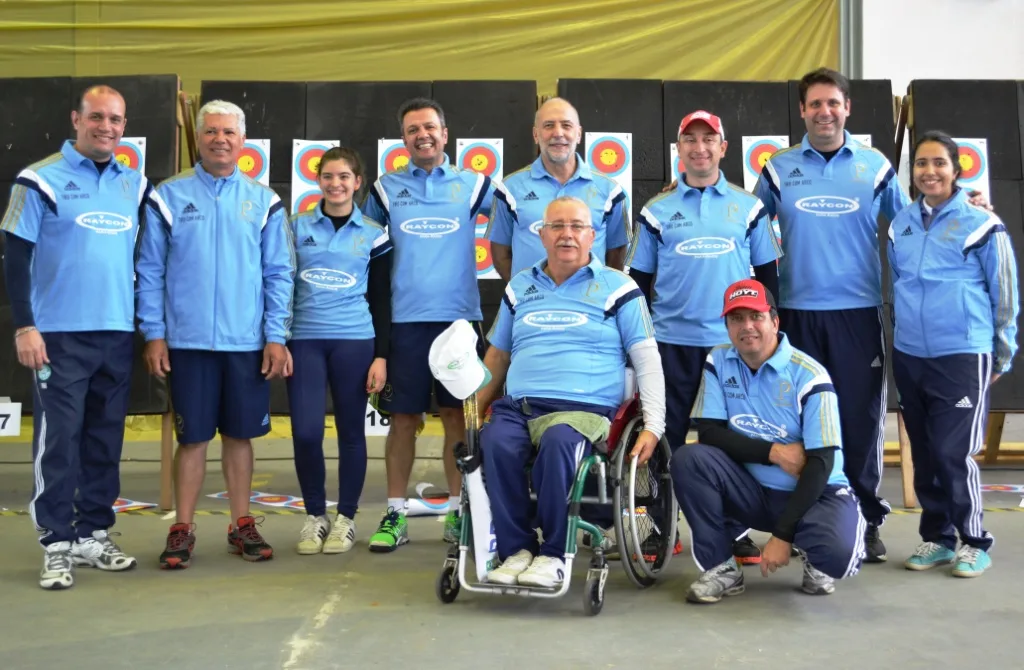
[0, 0, 838, 94]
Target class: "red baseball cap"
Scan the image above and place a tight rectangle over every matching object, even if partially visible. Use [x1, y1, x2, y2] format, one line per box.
[721, 279, 775, 316]
[678, 110, 725, 140]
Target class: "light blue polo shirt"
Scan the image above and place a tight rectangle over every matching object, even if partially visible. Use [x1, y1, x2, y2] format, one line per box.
[691, 333, 848, 491]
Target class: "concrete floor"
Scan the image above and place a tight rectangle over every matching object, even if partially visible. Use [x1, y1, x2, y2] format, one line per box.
[1, 416, 1023, 669]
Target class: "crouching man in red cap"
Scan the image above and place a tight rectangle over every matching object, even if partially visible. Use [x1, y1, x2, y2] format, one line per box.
[672, 279, 867, 604]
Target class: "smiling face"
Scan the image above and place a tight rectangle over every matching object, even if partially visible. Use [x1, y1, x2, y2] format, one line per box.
[318, 158, 362, 210]
[726, 307, 779, 365]
[677, 119, 727, 181]
[198, 113, 244, 175]
[801, 83, 850, 151]
[402, 107, 447, 170]
[913, 140, 960, 204]
[71, 88, 127, 162]
[533, 98, 581, 166]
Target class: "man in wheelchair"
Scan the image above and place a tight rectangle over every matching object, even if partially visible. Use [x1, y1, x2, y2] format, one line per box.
[675, 279, 866, 603]
[473, 195, 667, 588]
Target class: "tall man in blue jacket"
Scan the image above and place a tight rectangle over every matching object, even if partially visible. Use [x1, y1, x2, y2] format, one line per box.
[136, 100, 295, 569]
[2, 85, 163, 590]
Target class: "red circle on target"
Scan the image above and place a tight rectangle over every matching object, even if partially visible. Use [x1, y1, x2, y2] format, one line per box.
[252, 494, 291, 504]
[114, 144, 142, 170]
[958, 145, 983, 180]
[384, 146, 411, 173]
[476, 238, 492, 271]
[461, 145, 499, 177]
[747, 142, 780, 176]
[298, 192, 322, 213]
[298, 147, 327, 182]
[237, 145, 266, 180]
[589, 139, 627, 174]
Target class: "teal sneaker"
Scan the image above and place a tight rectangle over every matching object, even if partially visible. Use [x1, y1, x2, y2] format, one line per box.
[443, 511, 461, 544]
[952, 545, 991, 578]
[904, 542, 955, 571]
[368, 508, 409, 553]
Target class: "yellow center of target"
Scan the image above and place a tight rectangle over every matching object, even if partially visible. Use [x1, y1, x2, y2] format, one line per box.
[959, 154, 974, 172]
[757, 151, 773, 168]
[393, 155, 410, 169]
[308, 156, 321, 174]
[471, 154, 489, 171]
[115, 154, 131, 167]
[476, 245, 486, 262]
[239, 155, 255, 172]
[600, 149, 617, 166]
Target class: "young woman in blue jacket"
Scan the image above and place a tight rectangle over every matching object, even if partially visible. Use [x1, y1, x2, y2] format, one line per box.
[887, 130, 1019, 578]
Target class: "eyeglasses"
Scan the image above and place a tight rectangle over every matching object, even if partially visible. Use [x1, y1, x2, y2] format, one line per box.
[543, 222, 591, 233]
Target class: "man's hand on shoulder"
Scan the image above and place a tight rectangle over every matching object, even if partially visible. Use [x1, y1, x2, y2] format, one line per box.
[769, 441, 806, 477]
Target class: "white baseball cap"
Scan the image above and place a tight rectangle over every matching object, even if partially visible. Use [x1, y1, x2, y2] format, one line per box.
[428, 320, 491, 400]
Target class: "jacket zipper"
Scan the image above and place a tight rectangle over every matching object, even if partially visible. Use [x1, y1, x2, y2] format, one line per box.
[916, 218, 931, 357]
[212, 183, 219, 350]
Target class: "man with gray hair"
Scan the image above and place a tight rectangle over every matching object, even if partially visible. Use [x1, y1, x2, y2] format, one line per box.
[474, 195, 665, 587]
[487, 97, 631, 281]
[136, 99, 295, 569]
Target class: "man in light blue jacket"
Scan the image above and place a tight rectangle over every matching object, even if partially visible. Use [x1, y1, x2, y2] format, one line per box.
[136, 99, 295, 569]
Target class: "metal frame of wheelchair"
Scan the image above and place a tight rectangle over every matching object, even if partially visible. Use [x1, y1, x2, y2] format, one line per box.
[435, 392, 679, 616]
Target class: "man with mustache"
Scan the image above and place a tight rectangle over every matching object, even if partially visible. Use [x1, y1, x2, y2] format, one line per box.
[362, 98, 508, 552]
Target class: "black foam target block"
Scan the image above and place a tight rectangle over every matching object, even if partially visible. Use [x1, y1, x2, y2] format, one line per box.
[909, 80, 1022, 181]
[0, 305, 35, 408]
[72, 75, 181, 182]
[557, 79, 664, 182]
[432, 80, 538, 176]
[305, 81, 432, 184]
[126, 332, 169, 415]
[663, 81, 790, 187]
[0, 77, 72, 182]
[788, 79, 897, 166]
[0, 181, 12, 306]
[269, 182, 292, 217]
[631, 180, 667, 224]
[200, 81, 307, 184]
[479, 278, 506, 308]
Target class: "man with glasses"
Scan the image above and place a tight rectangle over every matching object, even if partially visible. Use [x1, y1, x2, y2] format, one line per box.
[472, 195, 666, 588]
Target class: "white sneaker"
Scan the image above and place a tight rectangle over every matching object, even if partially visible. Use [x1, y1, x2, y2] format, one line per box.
[41, 542, 74, 590]
[486, 549, 533, 585]
[801, 559, 836, 595]
[297, 515, 331, 555]
[517, 555, 566, 588]
[70, 530, 137, 571]
[323, 513, 356, 554]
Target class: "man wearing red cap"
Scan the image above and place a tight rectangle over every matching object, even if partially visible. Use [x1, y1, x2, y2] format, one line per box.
[672, 278, 866, 603]
[627, 110, 782, 564]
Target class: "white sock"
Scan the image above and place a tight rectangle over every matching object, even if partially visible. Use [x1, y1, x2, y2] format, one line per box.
[387, 498, 407, 515]
[448, 495, 460, 513]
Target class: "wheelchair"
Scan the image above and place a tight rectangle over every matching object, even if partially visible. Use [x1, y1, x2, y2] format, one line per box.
[435, 371, 678, 616]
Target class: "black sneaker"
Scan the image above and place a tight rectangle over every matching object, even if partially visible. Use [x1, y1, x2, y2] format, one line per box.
[160, 523, 196, 569]
[864, 523, 887, 563]
[228, 516, 274, 561]
[733, 536, 761, 565]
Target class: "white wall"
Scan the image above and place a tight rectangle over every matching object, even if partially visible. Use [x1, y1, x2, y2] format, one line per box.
[862, 0, 1024, 95]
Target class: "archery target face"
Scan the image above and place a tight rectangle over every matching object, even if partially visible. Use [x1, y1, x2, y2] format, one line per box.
[294, 143, 334, 186]
[380, 142, 411, 176]
[295, 190, 322, 213]
[114, 138, 145, 173]
[588, 136, 630, 177]
[238, 140, 269, 183]
[956, 141, 985, 182]
[745, 139, 783, 177]
[459, 141, 502, 177]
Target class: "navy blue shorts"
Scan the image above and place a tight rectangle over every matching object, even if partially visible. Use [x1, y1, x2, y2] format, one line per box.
[376, 321, 485, 415]
[168, 349, 271, 444]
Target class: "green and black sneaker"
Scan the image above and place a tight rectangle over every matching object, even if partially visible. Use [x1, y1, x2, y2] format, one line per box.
[368, 507, 409, 553]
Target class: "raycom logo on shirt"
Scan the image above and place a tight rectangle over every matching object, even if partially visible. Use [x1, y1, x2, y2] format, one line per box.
[523, 310, 588, 329]
[400, 217, 460, 238]
[729, 414, 788, 441]
[74, 211, 132, 235]
[299, 268, 357, 290]
[675, 236, 735, 257]
[794, 196, 860, 217]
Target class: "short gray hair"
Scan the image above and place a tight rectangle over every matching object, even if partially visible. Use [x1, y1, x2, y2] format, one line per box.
[544, 195, 592, 225]
[197, 99, 246, 136]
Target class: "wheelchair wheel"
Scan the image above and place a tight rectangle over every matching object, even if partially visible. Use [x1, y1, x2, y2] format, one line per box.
[436, 562, 460, 604]
[612, 416, 678, 587]
[582, 568, 606, 616]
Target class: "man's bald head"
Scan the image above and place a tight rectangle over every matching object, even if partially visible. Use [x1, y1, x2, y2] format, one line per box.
[533, 97, 582, 166]
[72, 85, 127, 162]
